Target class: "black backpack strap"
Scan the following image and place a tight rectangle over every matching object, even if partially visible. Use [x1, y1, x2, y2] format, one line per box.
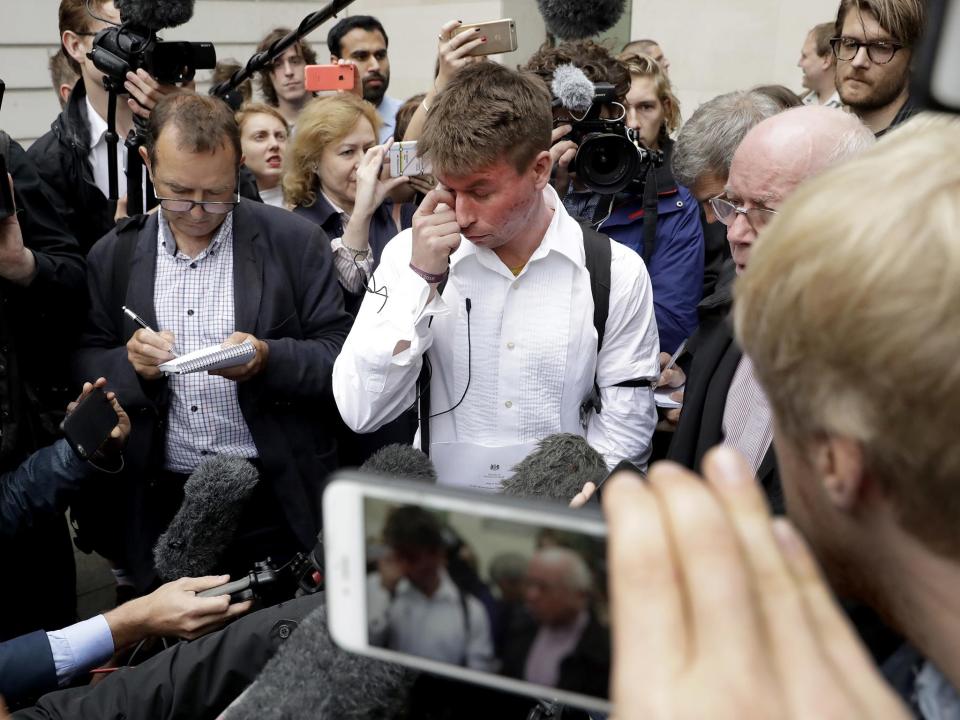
[580, 224, 612, 420]
[416, 277, 447, 457]
[0, 130, 10, 162]
[640, 165, 659, 266]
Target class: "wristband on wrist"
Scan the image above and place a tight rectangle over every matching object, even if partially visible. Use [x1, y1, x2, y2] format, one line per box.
[408, 262, 448, 285]
[421, 98, 431, 114]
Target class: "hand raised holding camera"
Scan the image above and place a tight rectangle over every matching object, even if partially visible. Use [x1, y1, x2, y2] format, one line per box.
[550, 124, 578, 200]
[411, 187, 461, 283]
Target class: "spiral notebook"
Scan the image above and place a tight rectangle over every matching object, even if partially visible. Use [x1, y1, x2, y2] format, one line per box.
[158, 340, 256, 376]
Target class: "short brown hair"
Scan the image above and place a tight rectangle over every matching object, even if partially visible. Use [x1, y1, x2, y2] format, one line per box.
[394, 93, 425, 143]
[810, 22, 836, 58]
[621, 53, 682, 136]
[213, 59, 253, 105]
[419, 63, 552, 178]
[735, 113, 960, 556]
[524, 40, 631, 103]
[283, 94, 381, 207]
[235, 102, 289, 135]
[59, 0, 107, 75]
[146, 93, 242, 170]
[49, 50, 79, 108]
[834, 0, 926, 46]
[255, 28, 318, 107]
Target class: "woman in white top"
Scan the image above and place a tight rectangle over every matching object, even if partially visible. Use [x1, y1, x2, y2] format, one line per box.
[236, 103, 289, 208]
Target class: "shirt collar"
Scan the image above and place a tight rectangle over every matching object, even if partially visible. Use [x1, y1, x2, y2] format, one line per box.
[84, 95, 109, 150]
[395, 568, 460, 603]
[157, 209, 233, 259]
[449, 184, 583, 276]
[319, 189, 351, 225]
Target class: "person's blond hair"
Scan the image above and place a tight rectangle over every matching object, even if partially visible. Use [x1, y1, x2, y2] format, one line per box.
[835, 0, 925, 47]
[282, 94, 381, 208]
[620, 52, 681, 135]
[235, 102, 289, 135]
[419, 63, 552, 178]
[735, 113, 960, 556]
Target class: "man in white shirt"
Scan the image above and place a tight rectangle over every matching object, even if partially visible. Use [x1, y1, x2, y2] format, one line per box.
[333, 63, 660, 492]
[798, 22, 843, 108]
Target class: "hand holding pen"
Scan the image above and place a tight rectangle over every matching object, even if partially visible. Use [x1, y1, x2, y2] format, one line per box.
[123, 306, 177, 380]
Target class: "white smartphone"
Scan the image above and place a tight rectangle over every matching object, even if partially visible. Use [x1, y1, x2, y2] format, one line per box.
[389, 140, 432, 177]
[323, 471, 612, 714]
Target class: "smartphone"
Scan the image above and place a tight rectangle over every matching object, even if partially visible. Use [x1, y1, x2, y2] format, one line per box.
[389, 140, 431, 177]
[304, 64, 358, 92]
[60, 388, 119, 460]
[323, 472, 611, 713]
[451, 19, 518, 56]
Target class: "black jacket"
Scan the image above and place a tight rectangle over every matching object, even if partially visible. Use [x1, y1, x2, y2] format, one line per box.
[26, 78, 116, 256]
[72, 200, 352, 586]
[666, 316, 783, 513]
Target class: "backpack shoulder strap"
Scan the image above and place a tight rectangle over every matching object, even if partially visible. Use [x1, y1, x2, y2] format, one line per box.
[580, 223, 612, 354]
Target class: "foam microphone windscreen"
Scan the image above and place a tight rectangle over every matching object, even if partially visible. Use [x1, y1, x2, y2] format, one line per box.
[153, 456, 260, 581]
[501, 433, 608, 501]
[552, 63, 596, 115]
[359, 444, 437, 483]
[537, 0, 627, 41]
[114, 0, 195, 30]
[225, 603, 415, 720]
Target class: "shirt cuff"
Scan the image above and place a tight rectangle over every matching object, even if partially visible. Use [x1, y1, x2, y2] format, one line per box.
[47, 614, 115, 686]
[381, 264, 449, 366]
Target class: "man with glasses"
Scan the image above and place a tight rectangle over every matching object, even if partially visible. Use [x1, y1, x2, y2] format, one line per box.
[667, 105, 874, 511]
[74, 93, 352, 592]
[831, 0, 925, 136]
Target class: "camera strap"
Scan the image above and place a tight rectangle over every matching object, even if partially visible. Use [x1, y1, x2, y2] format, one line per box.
[640, 165, 659, 266]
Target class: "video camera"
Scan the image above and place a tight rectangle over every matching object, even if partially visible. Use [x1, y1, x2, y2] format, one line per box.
[556, 82, 663, 196]
[90, 28, 215, 89]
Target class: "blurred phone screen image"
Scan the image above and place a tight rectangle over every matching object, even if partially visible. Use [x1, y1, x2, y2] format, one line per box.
[363, 496, 610, 703]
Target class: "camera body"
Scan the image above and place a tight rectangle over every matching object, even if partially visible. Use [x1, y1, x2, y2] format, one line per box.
[557, 82, 663, 195]
[90, 25, 216, 90]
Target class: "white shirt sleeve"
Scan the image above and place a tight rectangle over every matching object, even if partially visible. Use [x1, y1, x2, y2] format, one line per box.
[586, 241, 660, 470]
[46, 614, 115, 686]
[465, 597, 496, 672]
[333, 231, 450, 433]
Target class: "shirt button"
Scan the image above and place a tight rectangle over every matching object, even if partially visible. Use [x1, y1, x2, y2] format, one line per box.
[506, 342, 515, 350]
[190, 262, 197, 269]
[187, 309, 194, 316]
[513, 284, 520, 290]
[504, 400, 513, 408]
[191, 405, 198, 412]
[200, 450, 209, 455]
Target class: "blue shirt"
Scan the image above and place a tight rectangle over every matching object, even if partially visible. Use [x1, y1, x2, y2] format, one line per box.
[47, 614, 114, 686]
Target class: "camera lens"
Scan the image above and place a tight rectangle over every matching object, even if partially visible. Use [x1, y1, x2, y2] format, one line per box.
[575, 132, 641, 195]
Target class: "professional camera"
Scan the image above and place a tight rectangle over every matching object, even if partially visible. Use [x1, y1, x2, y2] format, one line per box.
[90, 26, 216, 90]
[557, 82, 662, 195]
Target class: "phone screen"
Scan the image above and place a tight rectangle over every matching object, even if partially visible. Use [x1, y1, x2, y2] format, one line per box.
[361, 495, 610, 708]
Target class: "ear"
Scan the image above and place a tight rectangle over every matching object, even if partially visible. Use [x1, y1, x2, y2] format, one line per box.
[58, 83, 74, 106]
[239, 153, 246, 166]
[139, 146, 154, 183]
[61, 31, 86, 67]
[330, 54, 340, 64]
[531, 150, 553, 191]
[814, 435, 865, 511]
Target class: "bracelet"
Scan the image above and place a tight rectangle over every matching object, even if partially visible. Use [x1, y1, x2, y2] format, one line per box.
[342, 243, 370, 259]
[421, 98, 431, 114]
[88, 452, 125, 475]
[409, 262, 448, 284]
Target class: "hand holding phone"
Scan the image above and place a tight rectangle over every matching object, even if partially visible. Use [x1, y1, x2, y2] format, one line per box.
[388, 141, 432, 178]
[61, 379, 129, 461]
[449, 19, 518, 57]
[304, 63, 360, 93]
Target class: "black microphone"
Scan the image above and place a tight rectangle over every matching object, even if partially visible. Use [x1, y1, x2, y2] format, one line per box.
[537, 0, 627, 41]
[359, 444, 437, 483]
[500, 433, 608, 501]
[113, 0, 195, 31]
[551, 63, 596, 116]
[223, 603, 416, 720]
[153, 456, 260, 581]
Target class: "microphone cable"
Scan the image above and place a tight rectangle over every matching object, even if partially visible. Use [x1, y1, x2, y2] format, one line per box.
[430, 297, 472, 418]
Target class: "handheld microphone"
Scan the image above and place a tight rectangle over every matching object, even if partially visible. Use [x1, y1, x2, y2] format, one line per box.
[359, 444, 437, 483]
[153, 456, 260, 581]
[224, 603, 416, 719]
[113, 0, 195, 31]
[536, 0, 627, 41]
[551, 64, 596, 116]
[501, 433, 608, 501]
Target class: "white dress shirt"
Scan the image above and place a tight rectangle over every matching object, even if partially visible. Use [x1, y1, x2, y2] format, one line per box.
[721, 355, 774, 472]
[333, 185, 659, 472]
[85, 96, 146, 205]
[376, 95, 403, 143]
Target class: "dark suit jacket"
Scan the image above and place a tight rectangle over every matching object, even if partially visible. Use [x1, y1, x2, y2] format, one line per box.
[0, 630, 57, 707]
[667, 316, 783, 513]
[72, 200, 352, 585]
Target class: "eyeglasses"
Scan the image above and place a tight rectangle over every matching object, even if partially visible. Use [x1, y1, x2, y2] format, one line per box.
[830, 37, 904, 64]
[154, 194, 240, 215]
[708, 196, 778, 233]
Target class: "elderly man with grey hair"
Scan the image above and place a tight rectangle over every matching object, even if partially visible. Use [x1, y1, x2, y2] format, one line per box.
[667, 105, 875, 513]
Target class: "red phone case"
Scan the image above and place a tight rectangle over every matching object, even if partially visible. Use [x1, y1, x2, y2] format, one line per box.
[304, 64, 357, 92]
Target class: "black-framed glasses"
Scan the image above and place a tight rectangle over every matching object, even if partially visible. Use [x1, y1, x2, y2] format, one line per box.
[154, 193, 240, 215]
[830, 37, 904, 64]
[708, 196, 778, 233]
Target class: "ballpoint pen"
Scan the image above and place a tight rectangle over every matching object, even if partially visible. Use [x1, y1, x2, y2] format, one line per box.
[122, 305, 178, 356]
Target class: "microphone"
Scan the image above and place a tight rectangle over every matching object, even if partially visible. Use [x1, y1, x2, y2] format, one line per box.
[113, 0, 195, 31]
[153, 456, 260, 581]
[358, 444, 437, 483]
[551, 63, 596, 116]
[224, 602, 416, 720]
[536, 0, 627, 41]
[500, 433, 608, 501]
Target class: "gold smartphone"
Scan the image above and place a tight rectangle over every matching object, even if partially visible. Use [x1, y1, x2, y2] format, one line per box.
[450, 18, 518, 56]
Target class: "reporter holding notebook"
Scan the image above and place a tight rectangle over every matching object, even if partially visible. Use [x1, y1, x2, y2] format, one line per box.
[73, 94, 352, 592]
